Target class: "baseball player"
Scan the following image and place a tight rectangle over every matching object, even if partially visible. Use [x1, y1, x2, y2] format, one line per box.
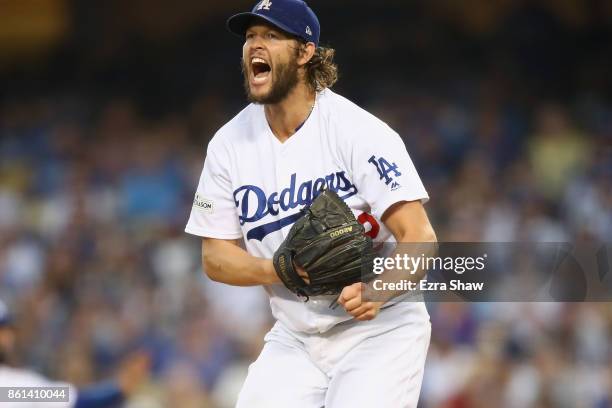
[186, 1, 437, 407]
[0, 299, 149, 407]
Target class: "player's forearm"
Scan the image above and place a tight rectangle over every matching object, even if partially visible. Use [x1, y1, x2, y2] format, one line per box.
[202, 238, 280, 286]
[368, 226, 438, 304]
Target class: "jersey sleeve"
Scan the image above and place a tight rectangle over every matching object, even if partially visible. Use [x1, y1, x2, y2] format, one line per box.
[346, 124, 429, 221]
[185, 138, 243, 239]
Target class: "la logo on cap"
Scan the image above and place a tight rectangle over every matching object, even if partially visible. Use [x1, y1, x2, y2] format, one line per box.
[306, 26, 312, 36]
[257, 0, 272, 10]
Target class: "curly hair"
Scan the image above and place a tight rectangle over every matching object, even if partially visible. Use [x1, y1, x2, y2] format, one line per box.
[296, 44, 339, 92]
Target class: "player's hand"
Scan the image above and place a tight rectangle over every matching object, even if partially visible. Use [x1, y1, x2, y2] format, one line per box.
[338, 282, 383, 321]
[296, 264, 310, 284]
[116, 351, 151, 396]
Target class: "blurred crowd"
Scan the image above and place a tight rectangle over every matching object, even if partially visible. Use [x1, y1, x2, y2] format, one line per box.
[0, 90, 609, 408]
[1, 0, 611, 407]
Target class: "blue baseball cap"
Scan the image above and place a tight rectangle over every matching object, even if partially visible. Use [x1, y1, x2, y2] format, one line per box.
[227, 0, 320, 47]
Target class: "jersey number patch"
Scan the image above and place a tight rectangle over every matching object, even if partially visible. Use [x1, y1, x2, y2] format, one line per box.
[358, 212, 380, 239]
[368, 155, 402, 185]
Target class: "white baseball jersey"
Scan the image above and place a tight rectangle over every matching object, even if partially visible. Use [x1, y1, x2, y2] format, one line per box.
[186, 88, 430, 334]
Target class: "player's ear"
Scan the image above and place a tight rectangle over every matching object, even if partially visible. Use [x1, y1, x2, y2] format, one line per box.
[297, 41, 316, 67]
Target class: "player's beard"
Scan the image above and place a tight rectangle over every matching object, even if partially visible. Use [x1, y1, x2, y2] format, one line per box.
[242, 55, 300, 105]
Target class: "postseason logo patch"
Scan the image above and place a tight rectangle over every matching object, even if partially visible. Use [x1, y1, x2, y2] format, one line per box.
[193, 193, 214, 214]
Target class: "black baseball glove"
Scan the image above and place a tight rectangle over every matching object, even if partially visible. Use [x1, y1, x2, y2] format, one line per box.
[273, 189, 375, 299]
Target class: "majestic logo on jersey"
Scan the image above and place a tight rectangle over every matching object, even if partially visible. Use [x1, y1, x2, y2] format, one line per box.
[368, 155, 402, 186]
[256, 0, 272, 11]
[234, 171, 358, 241]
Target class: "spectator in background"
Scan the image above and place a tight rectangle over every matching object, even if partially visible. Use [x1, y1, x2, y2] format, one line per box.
[528, 104, 591, 200]
[0, 299, 151, 408]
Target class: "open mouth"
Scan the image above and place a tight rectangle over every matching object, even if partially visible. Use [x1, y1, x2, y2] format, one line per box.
[251, 57, 271, 84]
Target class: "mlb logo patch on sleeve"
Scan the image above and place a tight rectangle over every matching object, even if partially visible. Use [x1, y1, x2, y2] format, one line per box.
[193, 193, 214, 213]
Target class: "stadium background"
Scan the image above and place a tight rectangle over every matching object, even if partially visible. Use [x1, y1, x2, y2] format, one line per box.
[0, 0, 610, 406]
